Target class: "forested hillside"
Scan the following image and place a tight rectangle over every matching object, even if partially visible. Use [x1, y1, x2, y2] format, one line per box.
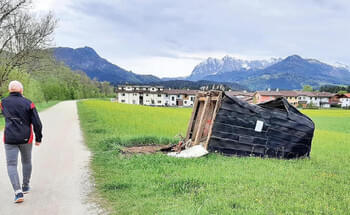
[0, 51, 115, 103]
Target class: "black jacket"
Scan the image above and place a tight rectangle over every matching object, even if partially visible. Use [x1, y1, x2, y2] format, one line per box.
[1, 92, 42, 144]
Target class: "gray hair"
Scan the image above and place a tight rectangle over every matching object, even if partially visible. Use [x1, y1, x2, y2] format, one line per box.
[8, 80, 23, 93]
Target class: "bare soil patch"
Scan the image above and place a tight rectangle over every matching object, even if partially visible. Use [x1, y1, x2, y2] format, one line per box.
[121, 144, 174, 154]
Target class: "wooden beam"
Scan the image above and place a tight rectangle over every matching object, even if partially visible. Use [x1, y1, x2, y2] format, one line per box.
[193, 96, 211, 146]
[185, 95, 200, 141]
[204, 92, 223, 149]
[191, 101, 204, 141]
[198, 96, 219, 102]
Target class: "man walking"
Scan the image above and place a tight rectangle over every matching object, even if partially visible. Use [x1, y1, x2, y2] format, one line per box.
[0, 80, 42, 203]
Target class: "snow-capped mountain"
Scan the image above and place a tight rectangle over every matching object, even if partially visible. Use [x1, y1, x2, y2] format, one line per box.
[188, 55, 282, 81]
[333, 62, 350, 70]
[187, 54, 350, 90]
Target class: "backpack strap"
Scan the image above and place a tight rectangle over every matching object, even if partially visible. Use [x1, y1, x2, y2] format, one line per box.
[1, 101, 25, 125]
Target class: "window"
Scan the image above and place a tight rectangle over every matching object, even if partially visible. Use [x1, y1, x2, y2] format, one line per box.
[166, 95, 168, 97]
[122, 93, 125, 96]
[121, 99, 125, 103]
[158, 88, 161, 91]
[146, 94, 149, 96]
[184, 101, 187, 104]
[157, 100, 161, 104]
[177, 95, 180, 98]
[171, 96, 175, 101]
[133, 93, 137, 96]
[158, 94, 161, 97]
[191, 96, 194, 101]
[132, 100, 136, 104]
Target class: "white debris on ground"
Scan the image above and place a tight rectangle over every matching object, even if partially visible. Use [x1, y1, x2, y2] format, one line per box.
[167, 145, 209, 158]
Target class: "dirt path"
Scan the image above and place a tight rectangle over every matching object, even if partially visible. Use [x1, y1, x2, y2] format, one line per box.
[0, 101, 103, 215]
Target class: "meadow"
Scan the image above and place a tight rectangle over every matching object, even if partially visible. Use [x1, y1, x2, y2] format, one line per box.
[78, 100, 350, 215]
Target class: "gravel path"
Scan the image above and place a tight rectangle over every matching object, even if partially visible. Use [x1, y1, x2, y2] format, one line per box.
[0, 101, 104, 215]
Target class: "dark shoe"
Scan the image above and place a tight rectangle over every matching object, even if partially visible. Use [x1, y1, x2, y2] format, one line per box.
[14, 192, 24, 203]
[22, 184, 30, 194]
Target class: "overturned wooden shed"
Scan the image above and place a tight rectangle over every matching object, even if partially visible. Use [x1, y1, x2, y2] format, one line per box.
[185, 91, 315, 159]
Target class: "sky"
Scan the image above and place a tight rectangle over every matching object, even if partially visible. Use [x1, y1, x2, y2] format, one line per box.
[32, 0, 350, 78]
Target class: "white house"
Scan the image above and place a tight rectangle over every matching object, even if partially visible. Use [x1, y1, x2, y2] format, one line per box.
[163, 89, 197, 107]
[340, 94, 350, 108]
[297, 91, 333, 108]
[116, 85, 198, 107]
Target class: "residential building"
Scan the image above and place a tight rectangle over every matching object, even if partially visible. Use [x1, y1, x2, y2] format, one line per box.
[331, 93, 350, 108]
[163, 89, 198, 107]
[117, 85, 340, 109]
[254, 91, 299, 106]
[254, 90, 334, 108]
[341, 93, 350, 108]
[116, 85, 165, 105]
[298, 92, 334, 108]
[116, 85, 198, 107]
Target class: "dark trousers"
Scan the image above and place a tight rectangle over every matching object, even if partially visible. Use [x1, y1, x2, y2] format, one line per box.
[4, 143, 33, 191]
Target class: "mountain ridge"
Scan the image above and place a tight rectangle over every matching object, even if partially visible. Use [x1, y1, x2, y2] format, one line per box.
[52, 46, 161, 84]
[188, 55, 282, 81]
[188, 54, 350, 90]
[52, 46, 350, 90]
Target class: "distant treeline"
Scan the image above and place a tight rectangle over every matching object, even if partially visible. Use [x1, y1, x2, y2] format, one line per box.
[0, 51, 115, 103]
[319, 85, 350, 93]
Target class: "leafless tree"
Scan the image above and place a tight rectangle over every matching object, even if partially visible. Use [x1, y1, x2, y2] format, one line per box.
[0, 0, 57, 88]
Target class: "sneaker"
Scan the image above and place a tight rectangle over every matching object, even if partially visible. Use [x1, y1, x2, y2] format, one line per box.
[22, 185, 30, 194]
[14, 192, 24, 203]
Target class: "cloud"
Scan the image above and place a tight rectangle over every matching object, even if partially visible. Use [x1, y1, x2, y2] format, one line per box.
[32, 0, 350, 77]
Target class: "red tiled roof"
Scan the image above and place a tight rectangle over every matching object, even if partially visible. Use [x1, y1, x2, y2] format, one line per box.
[225, 91, 254, 97]
[312, 92, 335, 97]
[163, 89, 199, 95]
[256, 91, 298, 97]
[257, 91, 334, 97]
[296, 91, 315, 96]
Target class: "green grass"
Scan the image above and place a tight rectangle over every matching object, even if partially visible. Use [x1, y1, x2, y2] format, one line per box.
[78, 100, 350, 215]
[35, 100, 61, 112]
[0, 100, 60, 129]
[78, 100, 191, 150]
